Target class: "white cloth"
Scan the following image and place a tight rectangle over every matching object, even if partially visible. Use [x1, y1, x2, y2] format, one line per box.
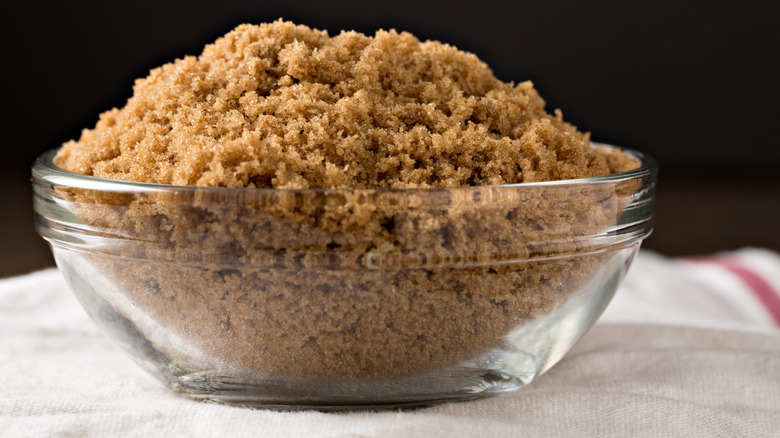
[601, 248, 780, 331]
[1, 250, 779, 437]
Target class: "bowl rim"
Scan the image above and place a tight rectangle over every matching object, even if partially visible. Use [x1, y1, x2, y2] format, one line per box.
[33, 143, 657, 194]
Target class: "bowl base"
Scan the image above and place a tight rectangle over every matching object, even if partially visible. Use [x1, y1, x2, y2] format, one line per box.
[174, 368, 527, 411]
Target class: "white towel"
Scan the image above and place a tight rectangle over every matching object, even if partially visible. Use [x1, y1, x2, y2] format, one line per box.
[1, 249, 779, 437]
[601, 248, 780, 331]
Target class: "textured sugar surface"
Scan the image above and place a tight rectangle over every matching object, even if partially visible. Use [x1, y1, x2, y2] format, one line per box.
[57, 20, 637, 189]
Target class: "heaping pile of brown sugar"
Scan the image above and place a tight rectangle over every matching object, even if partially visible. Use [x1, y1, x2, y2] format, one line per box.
[54, 20, 641, 382]
[56, 20, 637, 189]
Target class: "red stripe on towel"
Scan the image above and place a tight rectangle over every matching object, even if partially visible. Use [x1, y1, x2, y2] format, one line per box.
[687, 257, 780, 326]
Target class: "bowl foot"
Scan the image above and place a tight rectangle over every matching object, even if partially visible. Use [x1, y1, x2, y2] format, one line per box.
[175, 368, 528, 411]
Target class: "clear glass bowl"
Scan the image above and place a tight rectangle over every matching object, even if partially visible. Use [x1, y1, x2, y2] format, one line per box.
[32, 144, 656, 410]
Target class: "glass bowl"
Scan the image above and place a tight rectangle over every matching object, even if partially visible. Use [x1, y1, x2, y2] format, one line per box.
[32, 144, 656, 410]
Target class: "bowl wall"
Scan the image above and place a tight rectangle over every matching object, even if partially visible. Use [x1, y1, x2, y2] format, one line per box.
[33, 145, 656, 409]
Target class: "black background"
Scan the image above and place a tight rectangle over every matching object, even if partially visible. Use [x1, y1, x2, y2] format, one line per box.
[1, 0, 778, 276]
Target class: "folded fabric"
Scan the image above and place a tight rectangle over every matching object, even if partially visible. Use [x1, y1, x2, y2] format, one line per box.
[1, 249, 778, 437]
[602, 248, 780, 331]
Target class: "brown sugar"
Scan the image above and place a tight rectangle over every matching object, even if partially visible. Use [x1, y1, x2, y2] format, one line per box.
[56, 20, 637, 189]
[54, 20, 641, 381]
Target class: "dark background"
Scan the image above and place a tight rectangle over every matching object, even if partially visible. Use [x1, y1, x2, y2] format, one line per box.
[2, 0, 778, 277]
